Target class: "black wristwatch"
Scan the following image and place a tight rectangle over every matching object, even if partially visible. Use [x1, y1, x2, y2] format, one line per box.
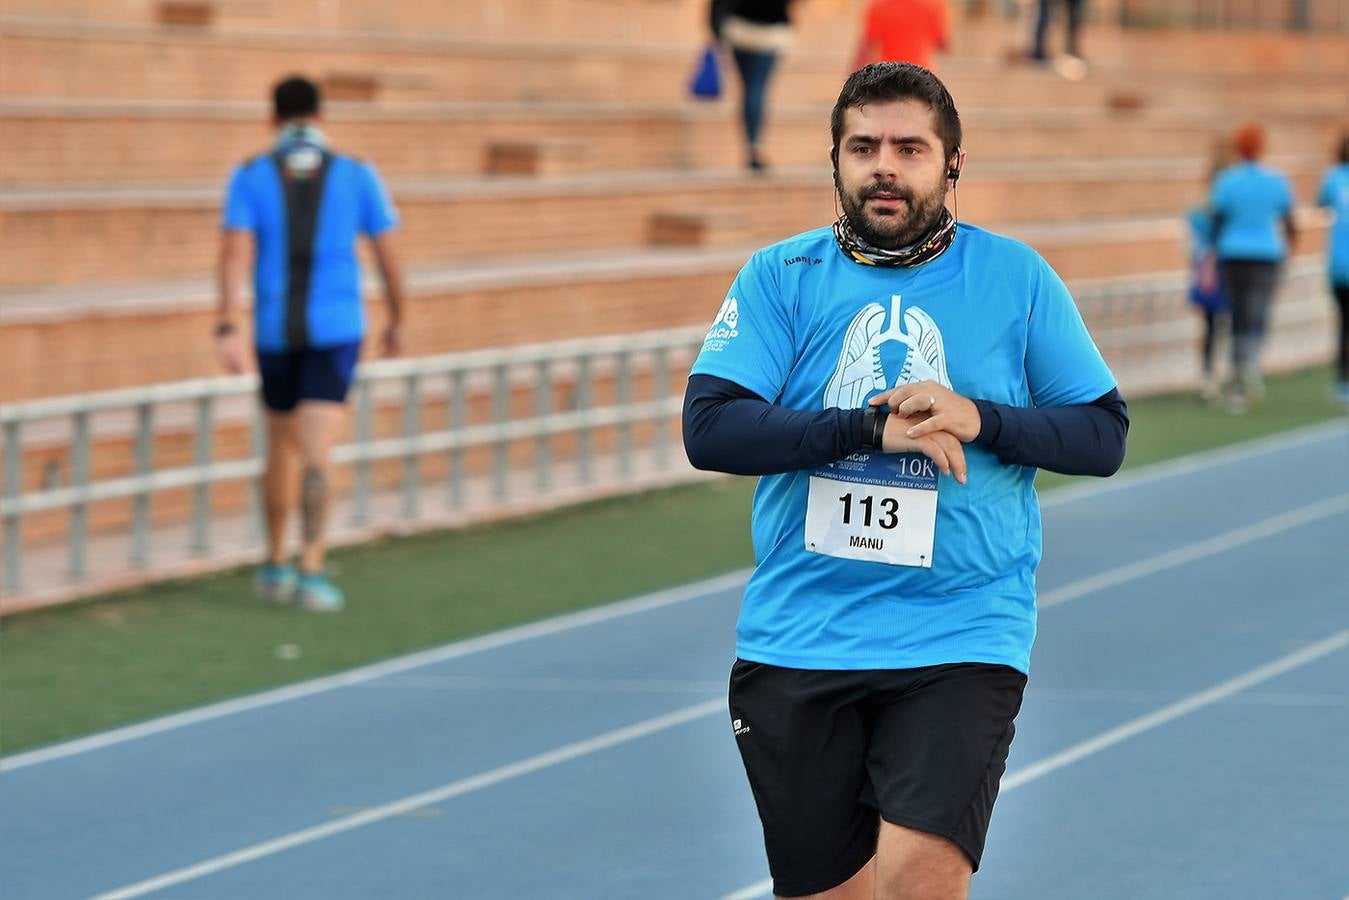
[861, 406, 887, 450]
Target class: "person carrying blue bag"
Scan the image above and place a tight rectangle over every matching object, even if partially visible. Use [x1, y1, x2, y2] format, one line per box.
[1187, 136, 1234, 403]
[709, 0, 796, 172]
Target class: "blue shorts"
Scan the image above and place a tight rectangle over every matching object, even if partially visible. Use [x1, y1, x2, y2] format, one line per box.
[256, 341, 362, 412]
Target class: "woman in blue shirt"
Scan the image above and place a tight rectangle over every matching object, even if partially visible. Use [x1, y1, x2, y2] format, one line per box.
[1210, 124, 1296, 411]
[1317, 133, 1349, 406]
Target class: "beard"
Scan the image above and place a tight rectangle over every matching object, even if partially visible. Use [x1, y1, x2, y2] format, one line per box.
[839, 175, 948, 250]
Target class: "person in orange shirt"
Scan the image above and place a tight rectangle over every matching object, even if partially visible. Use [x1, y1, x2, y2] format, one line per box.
[854, 0, 950, 72]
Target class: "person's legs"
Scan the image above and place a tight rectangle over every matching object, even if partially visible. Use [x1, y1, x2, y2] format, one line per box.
[873, 822, 972, 900]
[1240, 262, 1280, 404]
[729, 661, 878, 898]
[254, 349, 303, 602]
[1031, 0, 1053, 59]
[1333, 285, 1349, 401]
[294, 400, 346, 575]
[1198, 307, 1221, 401]
[1220, 260, 1259, 407]
[732, 48, 778, 169]
[1063, 0, 1084, 57]
[264, 411, 299, 566]
[1200, 307, 1218, 375]
[288, 340, 361, 610]
[867, 663, 1026, 900]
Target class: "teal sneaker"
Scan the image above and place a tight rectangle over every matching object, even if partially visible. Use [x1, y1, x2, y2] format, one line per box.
[254, 563, 298, 604]
[295, 572, 345, 613]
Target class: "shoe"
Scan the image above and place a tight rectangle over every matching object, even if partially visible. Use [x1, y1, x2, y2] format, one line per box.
[1051, 54, 1088, 82]
[254, 562, 298, 604]
[295, 572, 345, 613]
[1242, 368, 1265, 410]
[1198, 375, 1221, 405]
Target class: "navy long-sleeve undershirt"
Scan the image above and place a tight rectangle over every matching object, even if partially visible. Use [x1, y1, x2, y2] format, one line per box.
[682, 374, 1128, 478]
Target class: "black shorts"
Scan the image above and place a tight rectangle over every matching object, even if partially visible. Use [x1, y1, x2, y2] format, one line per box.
[728, 659, 1026, 896]
[256, 341, 361, 412]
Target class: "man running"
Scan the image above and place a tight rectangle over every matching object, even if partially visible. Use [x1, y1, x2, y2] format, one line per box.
[683, 63, 1127, 898]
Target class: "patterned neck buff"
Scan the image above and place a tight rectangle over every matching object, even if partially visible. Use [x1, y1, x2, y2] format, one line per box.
[833, 207, 957, 268]
[276, 123, 329, 150]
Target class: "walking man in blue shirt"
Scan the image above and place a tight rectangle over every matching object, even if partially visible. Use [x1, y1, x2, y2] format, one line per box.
[215, 75, 405, 611]
[683, 63, 1127, 898]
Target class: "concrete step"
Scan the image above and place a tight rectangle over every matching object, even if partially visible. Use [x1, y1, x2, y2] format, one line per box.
[0, 0, 857, 51]
[0, 157, 1330, 287]
[3, 96, 1341, 185]
[2, 4, 1346, 77]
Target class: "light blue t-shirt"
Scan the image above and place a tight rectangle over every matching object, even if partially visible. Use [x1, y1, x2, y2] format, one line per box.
[223, 140, 398, 351]
[1317, 163, 1349, 287]
[690, 225, 1116, 675]
[1210, 162, 1294, 263]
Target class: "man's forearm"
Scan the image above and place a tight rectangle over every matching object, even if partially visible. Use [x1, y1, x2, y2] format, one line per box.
[217, 261, 244, 327]
[217, 232, 250, 328]
[971, 389, 1129, 477]
[683, 375, 867, 475]
[379, 264, 405, 326]
[371, 239, 406, 326]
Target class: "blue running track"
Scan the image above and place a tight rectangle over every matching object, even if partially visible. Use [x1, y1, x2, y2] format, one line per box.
[2, 423, 1346, 900]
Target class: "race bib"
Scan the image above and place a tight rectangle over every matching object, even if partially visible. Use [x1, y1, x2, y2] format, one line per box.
[804, 451, 938, 567]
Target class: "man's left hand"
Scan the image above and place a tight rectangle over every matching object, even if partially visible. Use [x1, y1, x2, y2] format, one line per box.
[868, 380, 982, 443]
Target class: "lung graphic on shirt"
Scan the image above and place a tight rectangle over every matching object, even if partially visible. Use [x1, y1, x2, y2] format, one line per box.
[822, 294, 950, 409]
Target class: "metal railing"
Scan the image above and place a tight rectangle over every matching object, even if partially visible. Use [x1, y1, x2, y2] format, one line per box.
[1, 326, 707, 597]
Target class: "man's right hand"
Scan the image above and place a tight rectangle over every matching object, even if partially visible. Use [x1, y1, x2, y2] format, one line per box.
[216, 330, 247, 374]
[880, 412, 968, 485]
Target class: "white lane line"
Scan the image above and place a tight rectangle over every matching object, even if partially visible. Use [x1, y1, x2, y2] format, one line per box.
[4, 422, 1343, 773]
[1039, 492, 1349, 610]
[352, 674, 728, 694]
[1030, 688, 1349, 708]
[1000, 629, 1348, 790]
[93, 697, 727, 900]
[721, 629, 1349, 900]
[0, 571, 749, 773]
[723, 879, 776, 900]
[1039, 419, 1346, 509]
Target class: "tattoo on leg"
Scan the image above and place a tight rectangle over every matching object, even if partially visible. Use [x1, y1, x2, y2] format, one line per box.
[301, 465, 327, 543]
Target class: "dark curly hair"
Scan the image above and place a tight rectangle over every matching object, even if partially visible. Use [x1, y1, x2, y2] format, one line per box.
[830, 63, 962, 163]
